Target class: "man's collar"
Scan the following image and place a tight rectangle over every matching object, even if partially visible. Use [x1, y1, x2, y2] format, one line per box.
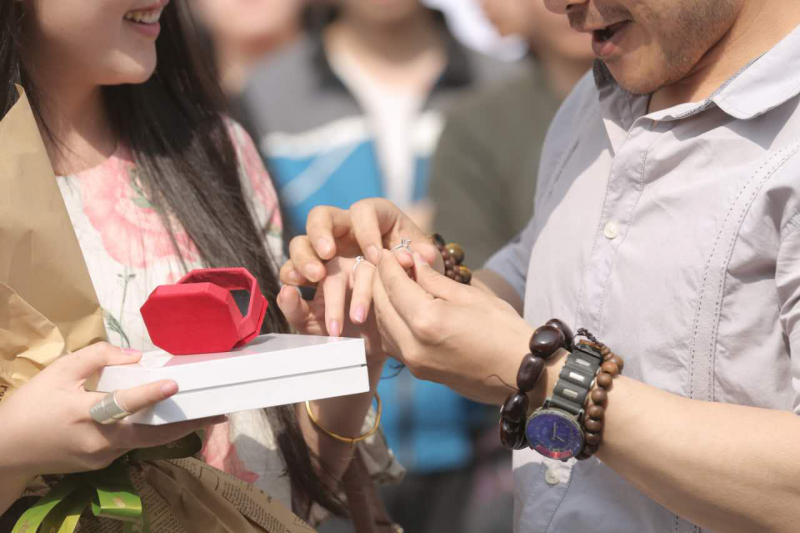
[593, 24, 800, 121]
[310, 11, 475, 92]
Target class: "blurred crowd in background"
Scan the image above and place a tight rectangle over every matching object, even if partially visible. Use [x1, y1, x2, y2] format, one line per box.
[192, 0, 593, 531]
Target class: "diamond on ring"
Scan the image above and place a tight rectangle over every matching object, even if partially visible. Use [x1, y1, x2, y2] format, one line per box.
[90, 391, 132, 425]
[352, 255, 366, 276]
[390, 238, 412, 255]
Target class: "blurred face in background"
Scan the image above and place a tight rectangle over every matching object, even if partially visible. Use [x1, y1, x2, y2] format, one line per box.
[483, 0, 593, 63]
[337, 0, 429, 26]
[194, 0, 303, 46]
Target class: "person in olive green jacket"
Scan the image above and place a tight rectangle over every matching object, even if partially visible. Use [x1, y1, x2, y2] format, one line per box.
[430, 0, 594, 267]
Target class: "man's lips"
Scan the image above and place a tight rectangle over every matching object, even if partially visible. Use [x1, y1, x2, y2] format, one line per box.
[573, 19, 632, 34]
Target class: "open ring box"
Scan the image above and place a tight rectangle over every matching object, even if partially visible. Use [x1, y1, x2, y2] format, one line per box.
[92, 268, 368, 425]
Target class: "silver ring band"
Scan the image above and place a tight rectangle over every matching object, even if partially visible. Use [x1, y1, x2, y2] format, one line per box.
[390, 238, 412, 255]
[90, 391, 132, 425]
[352, 255, 366, 276]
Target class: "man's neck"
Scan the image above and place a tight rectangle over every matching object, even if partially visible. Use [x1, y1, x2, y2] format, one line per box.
[326, 9, 446, 89]
[650, 1, 800, 113]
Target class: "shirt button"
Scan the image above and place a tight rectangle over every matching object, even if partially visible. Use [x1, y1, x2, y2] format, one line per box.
[604, 220, 620, 240]
[545, 467, 560, 485]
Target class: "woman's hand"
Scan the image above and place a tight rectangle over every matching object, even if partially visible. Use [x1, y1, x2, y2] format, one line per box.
[371, 250, 545, 406]
[280, 199, 440, 289]
[278, 256, 386, 361]
[0, 343, 225, 480]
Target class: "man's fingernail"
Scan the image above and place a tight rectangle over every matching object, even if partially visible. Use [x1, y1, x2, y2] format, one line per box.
[367, 245, 380, 264]
[161, 381, 179, 397]
[317, 238, 332, 256]
[413, 252, 428, 267]
[123, 348, 142, 357]
[288, 270, 302, 284]
[329, 320, 341, 337]
[353, 306, 366, 324]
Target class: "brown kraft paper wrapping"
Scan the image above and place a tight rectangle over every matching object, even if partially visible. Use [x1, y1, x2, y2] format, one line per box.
[0, 88, 316, 532]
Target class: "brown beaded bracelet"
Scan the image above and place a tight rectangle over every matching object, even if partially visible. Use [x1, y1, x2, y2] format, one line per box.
[500, 323, 623, 460]
[431, 233, 472, 284]
[575, 333, 624, 461]
[499, 319, 574, 450]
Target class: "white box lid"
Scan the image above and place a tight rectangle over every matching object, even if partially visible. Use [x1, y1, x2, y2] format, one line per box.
[94, 334, 366, 393]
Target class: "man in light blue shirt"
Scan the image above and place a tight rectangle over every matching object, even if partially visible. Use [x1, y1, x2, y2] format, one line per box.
[280, 1, 800, 531]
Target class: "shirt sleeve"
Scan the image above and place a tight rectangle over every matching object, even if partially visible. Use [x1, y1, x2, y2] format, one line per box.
[483, 214, 537, 302]
[777, 215, 800, 414]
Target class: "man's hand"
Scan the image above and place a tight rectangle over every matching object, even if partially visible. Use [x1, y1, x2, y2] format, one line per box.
[371, 250, 544, 405]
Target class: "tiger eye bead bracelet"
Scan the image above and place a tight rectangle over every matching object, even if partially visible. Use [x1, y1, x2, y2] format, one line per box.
[431, 233, 472, 284]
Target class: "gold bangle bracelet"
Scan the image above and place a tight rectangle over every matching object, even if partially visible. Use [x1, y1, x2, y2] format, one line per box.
[305, 392, 382, 447]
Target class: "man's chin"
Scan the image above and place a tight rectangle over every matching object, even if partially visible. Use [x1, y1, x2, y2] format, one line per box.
[602, 59, 665, 96]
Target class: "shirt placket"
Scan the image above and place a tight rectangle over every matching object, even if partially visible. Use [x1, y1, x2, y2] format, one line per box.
[576, 117, 663, 338]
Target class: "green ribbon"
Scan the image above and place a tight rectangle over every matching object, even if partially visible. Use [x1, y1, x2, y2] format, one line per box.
[13, 433, 202, 533]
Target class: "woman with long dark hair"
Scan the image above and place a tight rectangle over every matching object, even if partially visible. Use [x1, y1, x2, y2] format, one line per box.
[0, 0, 396, 529]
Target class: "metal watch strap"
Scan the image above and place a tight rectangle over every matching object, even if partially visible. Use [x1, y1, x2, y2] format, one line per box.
[546, 344, 604, 417]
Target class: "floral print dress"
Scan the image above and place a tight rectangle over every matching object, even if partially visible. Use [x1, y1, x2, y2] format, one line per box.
[57, 121, 310, 509]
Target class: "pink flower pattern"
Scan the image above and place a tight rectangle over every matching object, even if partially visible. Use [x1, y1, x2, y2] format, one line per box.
[65, 121, 280, 486]
[73, 146, 199, 269]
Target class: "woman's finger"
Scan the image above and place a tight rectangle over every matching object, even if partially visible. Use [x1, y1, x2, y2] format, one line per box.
[56, 342, 142, 384]
[277, 285, 312, 331]
[288, 235, 327, 283]
[321, 263, 348, 337]
[306, 205, 352, 260]
[279, 259, 312, 287]
[349, 258, 375, 325]
[112, 416, 228, 451]
[86, 379, 179, 416]
[350, 199, 394, 264]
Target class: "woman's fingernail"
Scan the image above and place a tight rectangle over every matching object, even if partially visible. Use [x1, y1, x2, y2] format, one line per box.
[287, 270, 302, 284]
[161, 381, 179, 397]
[413, 252, 428, 267]
[329, 320, 341, 337]
[317, 238, 332, 257]
[123, 348, 142, 357]
[367, 245, 380, 264]
[353, 306, 366, 324]
[304, 264, 320, 280]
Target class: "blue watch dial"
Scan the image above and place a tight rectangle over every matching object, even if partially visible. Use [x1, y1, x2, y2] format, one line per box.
[525, 409, 584, 460]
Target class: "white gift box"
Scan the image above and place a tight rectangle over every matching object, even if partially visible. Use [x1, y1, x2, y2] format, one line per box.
[92, 334, 368, 425]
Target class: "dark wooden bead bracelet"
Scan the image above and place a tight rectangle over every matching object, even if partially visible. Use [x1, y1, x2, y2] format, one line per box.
[499, 319, 574, 450]
[574, 335, 624, 460]
[431, 233, 472, 284]
[500, 322, 623, 460]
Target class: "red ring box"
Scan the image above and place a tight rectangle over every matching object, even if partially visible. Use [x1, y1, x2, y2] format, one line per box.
[141, 268, 268, 356]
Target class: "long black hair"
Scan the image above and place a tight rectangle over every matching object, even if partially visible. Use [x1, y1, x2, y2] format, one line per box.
[1, 0, 346, 518]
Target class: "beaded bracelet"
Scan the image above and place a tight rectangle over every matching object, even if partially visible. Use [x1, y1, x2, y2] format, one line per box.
[575, 332, 624, 461]
[499, 321, 623, 460]
[499, 319, 573, 450]
[431, 233, 472, 284]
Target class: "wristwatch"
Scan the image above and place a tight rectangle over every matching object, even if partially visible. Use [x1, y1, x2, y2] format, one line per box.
[525, 343, 604, 460]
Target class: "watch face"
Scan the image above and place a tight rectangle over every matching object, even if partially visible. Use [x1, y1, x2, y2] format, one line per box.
[525, 409, 584, 460]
